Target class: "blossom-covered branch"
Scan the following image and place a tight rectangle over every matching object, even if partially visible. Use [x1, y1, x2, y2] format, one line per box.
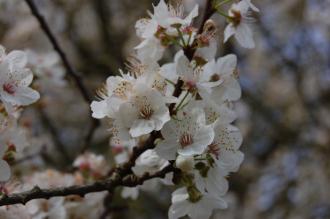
[0, 0, 260, 218]
[0, 161, 174, 206]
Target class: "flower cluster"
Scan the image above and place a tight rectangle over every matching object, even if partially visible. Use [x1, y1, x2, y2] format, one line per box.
[0, 167, 107, 219]
[91, 0, 258, 218]
[0, 45, 40, 183]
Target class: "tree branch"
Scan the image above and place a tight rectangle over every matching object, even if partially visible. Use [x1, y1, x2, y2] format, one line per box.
[24, 0, 99, 149]
[0, 163, 174, 206]
[197, 0, 216, 34]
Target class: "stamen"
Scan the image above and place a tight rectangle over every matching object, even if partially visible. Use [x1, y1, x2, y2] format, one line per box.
[139, 104, 154, 119]
[113, 81, 133, 99]
[180, 132, 194, 148]
[3, 83, 16, 95]
[125, 57, 145, 77]
[208, 142, 220, 159]
[95, 83, 108, 100]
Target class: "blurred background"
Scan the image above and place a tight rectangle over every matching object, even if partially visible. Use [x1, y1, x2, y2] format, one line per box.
[1, 0, 329, 218]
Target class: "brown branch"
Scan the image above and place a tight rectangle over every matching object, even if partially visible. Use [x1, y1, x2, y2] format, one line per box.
[197, 0, 216, 34]
[0, 163, 174, 206]
[24, 0, 99, 150]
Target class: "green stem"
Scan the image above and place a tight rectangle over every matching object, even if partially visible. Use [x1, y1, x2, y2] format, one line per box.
[176, 27, 187, 48]
[213, 0, 233, 9]
[165, 79, 176, 86]
[174, 91, 190, 112]
[216, 9, 232, 19]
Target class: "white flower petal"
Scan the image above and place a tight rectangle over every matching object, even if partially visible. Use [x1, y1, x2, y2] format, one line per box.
[216, 54, 237, 76]
[5, 50, 27, 69]
[0, 160, 11, 182]
[130, 119, 155, 137]
[235, 23, 255, 48]
[224, 24, 235, 43]
[90, 100, 108, 119]
[155, 139, 178, 160]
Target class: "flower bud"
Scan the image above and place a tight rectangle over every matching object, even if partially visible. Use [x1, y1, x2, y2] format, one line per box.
[203, 19, 216, 34]
[175, 155, 194, 172]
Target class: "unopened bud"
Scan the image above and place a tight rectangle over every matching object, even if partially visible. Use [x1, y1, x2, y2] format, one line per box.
[203, 19, 216, 34]
[175, 155, 194, 172]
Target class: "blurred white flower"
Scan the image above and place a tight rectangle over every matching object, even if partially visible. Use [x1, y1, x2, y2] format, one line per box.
[0, 145, 11, 182]
[194, 166, 229, 198]
[27, 50, 66, 87]
[136, 0, 198, 39]
[73, 153, 108, 178]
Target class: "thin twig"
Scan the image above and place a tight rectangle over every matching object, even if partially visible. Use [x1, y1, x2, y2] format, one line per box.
[38, 108, 71, 163]
[24, 0, 90, 103]
[24, 0, 100, 151]
[197, 0, 216, 34]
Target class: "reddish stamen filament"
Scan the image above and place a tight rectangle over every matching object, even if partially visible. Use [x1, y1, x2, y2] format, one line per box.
[3, 83, 16, 95]
[180, 132, 194, 148]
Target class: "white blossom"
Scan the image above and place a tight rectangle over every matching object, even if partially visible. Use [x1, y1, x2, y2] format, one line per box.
[208, 123, 244, 174]
[118, 83, 171, 137]
[203, 54, 241, 103]
[224, 0, 259, 48]
[0, 45, 40, 110]
[0, 120, 29, 182]
[194, 166, 229, 198]
[155, 108, 214, 160]
[27, 50, 66, 87]
[135, 0, 198, 61]
[168, 187, 227, 219]
[90, 73, 135, 119]
[136, 0, 198, 39]
[179, 52, 222, 96]
[132, 149, 169, 176]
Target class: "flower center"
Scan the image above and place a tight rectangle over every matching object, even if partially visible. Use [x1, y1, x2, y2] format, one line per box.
[210, 74, 220, 82]
[3, 83, 16, 95]
[208, 142, 220, 159]
[179, 132, 194, 148]
[114, 81, 133, 99]
[139, 104, 154, 119]
[230, 10, 242, 27]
